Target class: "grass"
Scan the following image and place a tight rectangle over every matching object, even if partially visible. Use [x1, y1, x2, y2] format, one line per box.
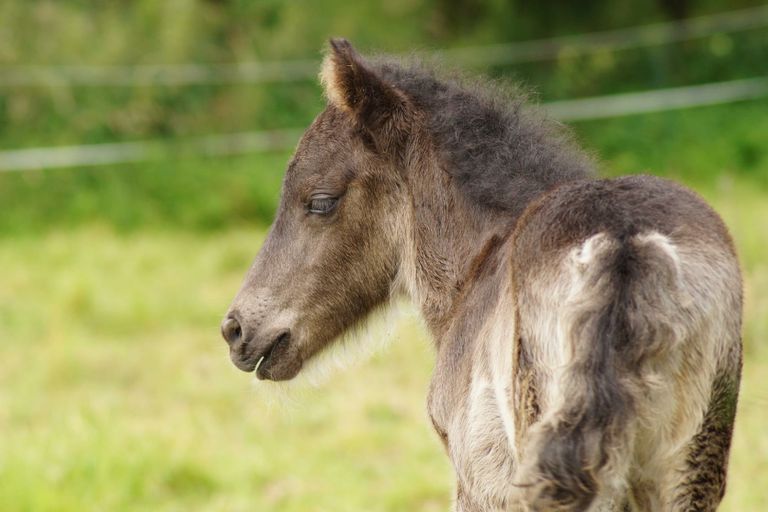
[2, 2, 766, 508]
[1, 182, 767, 511]
[0, 228, 449, 512]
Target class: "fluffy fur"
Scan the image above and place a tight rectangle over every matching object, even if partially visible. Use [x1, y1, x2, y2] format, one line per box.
[224, 39, 743, 512]
[368, 57, 596, 216]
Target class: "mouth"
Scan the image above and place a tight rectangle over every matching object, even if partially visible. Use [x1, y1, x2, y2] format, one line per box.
[231, 330, 301, 381]
[254, 331, 290, 380]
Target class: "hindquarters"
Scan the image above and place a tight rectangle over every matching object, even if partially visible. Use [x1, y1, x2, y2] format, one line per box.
[509, 176, 742, 511]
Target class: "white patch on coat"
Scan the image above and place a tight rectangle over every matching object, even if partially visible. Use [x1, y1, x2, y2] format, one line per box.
[485, 293, 518, 456]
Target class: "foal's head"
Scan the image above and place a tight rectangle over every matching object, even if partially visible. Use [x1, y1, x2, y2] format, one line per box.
[221, 40, 419, 380]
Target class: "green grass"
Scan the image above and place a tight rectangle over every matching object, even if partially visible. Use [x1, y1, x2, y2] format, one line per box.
[2, 3, 766, 508]
[0, 228, 450, 512]
[1, 185, 767, 511]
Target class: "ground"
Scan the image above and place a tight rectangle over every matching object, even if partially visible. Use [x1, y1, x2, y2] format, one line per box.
[0, 185, 766, 511]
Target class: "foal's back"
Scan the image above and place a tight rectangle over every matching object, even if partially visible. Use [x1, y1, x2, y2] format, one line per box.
[508, 174, 742, 510]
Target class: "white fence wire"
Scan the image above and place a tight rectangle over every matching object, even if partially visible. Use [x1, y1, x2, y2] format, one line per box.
[1, 5, 767, 87]
[0, 129, 304, 172]
[2, 77, 767, 172]
[542, 76, 768, 121]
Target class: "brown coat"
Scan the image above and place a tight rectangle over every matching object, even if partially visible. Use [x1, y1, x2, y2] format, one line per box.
[222, 39, 742, 511]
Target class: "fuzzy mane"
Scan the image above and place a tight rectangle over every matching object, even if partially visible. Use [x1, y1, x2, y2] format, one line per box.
[372, 58, 596, 216]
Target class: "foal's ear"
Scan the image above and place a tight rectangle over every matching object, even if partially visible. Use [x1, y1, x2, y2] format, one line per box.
[320, 38, 412, 153]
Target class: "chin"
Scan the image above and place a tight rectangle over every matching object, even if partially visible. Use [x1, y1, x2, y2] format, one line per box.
[255, 356, 304, 381]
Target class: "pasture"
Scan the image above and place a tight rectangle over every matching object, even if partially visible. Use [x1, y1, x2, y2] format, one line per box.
[2, 1, 767, 509]
[1, 172, 766, 511]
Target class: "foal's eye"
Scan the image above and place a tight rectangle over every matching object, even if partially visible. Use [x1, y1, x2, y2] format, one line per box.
[308, 195, 339, 215]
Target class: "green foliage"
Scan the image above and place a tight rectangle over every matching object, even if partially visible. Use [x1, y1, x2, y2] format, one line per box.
[2, 98, 767, 234]
[0, 151, 287, 234]
[573, 98, 768, 187]
[1, 0, 767, 235]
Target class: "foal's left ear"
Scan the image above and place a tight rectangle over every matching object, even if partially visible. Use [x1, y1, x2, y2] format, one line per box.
[320, 38, 413, 154]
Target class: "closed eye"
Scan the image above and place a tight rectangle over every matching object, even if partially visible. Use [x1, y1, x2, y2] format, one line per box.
[308, 195, 339, 215]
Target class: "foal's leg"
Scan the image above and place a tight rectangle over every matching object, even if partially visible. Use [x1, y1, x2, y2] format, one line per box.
[669, 371, 740, 511]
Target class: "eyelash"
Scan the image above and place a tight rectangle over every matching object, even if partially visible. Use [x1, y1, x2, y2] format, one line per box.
[308, 195, 339, 215]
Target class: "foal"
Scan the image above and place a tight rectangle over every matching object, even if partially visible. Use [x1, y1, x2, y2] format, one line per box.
[221, 39, 742, 511]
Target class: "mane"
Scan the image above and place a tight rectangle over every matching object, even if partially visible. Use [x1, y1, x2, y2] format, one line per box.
[372, 58, 596, 216]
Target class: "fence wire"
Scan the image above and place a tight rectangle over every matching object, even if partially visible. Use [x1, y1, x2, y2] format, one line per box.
[1, 5, 767, 87]
[2, 77, 767, 172]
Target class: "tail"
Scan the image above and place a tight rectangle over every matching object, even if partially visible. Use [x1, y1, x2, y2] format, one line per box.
[515, 231, 690, 511]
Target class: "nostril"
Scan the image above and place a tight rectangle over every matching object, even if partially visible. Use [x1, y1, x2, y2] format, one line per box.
[221, 316, 243, 345]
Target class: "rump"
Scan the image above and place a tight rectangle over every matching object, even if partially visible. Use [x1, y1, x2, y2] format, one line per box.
[509, 178, 742, 511]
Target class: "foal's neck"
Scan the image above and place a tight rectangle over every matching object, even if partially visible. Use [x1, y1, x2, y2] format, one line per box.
[403, 158, 534, 342]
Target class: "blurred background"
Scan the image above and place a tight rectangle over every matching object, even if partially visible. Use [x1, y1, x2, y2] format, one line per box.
[0, 1, 766, 510]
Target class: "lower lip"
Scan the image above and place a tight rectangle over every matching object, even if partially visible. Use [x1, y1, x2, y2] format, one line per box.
[254, 336, 285, 379]
[255, 358, 274, 380]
